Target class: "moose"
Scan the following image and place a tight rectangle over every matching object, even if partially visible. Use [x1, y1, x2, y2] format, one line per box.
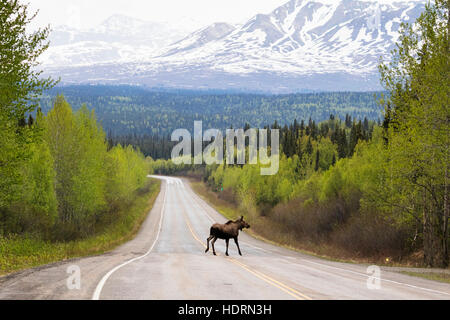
[205, 216, 250, 256]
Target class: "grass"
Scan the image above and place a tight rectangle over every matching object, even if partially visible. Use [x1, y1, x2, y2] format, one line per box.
[0, 179, 161, 277]
[401, 272, 450, 284]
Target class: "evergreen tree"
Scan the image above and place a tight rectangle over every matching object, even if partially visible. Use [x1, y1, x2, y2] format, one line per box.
[27, 114, 34, 127]
[345, 114, 352, 128]
[363, 117, 370, 131]
[306, 137, 313, 155]
[337, 129, 347, 159]
[315, 150, 320, 172]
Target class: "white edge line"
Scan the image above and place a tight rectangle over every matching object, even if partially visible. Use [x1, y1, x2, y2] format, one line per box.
[298, 259, 450, 297]
[91, 178, 168, 300]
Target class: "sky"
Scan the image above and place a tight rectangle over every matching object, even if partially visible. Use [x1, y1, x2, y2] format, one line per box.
[28, 0, 418, 31]
[29, 0, 288, 30]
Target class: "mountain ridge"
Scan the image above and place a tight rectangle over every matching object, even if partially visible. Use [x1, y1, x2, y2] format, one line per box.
[43, 0, 426, 92]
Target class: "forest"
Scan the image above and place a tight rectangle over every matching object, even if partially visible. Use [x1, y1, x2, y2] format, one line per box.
[108, 114, 373, 160]
[38, 86, 383, 159]
[150, 0, 449, 268]
[0, 1, 152, 244]
[1, 95, 151, 240]
[38, 86, 383, 136]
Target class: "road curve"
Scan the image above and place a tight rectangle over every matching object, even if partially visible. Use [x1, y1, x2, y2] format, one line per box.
[0, 176, 449, 300]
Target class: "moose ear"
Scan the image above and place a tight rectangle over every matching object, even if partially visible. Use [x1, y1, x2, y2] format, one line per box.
[240, 216, 244, 221]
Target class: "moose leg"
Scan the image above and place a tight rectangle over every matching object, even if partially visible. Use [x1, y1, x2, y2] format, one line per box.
[205, 236, 214, 253]
[211, 237, 218, 256]
[225, 239, 230, 256]
[234, 237, 242, 256]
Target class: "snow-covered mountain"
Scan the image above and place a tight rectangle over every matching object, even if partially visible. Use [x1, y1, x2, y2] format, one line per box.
[43, 0, 427, 92]
[161, 23, 237, 57]
[42, 14, 202, 66]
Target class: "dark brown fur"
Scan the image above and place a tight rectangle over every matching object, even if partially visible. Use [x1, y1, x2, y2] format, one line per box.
[205, 216, 250, 256]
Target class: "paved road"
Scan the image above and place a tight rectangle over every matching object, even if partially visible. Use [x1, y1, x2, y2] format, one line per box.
[0, 176, 449, 300]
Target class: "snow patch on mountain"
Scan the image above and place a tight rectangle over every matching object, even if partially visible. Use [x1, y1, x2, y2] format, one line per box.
[43, 0, 427, 92]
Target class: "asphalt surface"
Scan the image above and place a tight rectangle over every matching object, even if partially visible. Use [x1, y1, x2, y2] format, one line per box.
[0, 176, 449, 300]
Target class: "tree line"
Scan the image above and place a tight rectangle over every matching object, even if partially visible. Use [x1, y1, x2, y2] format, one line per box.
[0, 1, 151, 240]
[38, 85, 383, 137]
[109, 114, 375, 161]
[1, 95, 151, 240]
[150, 1, 449, 267]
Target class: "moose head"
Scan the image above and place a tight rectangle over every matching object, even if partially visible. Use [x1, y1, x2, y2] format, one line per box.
[237, 216, 250, 230]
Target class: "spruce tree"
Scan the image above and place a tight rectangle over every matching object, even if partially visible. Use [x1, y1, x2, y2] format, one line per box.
[314, 150, 320, 172]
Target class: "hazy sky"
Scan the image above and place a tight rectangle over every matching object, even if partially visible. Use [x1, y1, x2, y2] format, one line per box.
[28, 0, 423, 30]
[29, 0, 288, 29]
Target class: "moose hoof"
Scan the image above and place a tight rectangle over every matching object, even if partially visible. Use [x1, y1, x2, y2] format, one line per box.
[213, 252, 217, 256]
[226, 253, 229, 257]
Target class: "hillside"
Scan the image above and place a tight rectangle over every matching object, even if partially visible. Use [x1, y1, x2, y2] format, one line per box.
[39, 85, 383, 136]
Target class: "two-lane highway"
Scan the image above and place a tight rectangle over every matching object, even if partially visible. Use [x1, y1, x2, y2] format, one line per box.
[0, 176, 449, 300]
[93, 176, 310, 300]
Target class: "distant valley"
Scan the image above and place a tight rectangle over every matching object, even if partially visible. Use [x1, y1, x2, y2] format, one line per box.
[40, 85, 383, 136]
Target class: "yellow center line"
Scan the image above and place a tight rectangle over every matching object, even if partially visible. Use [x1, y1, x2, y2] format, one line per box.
[182, 210, 313, 301]
[229, 258, 313, 300]
[227, 258, 311, 301]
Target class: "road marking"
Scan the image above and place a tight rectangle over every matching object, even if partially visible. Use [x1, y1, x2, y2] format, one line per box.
[297, 259, 450, 297]
[229, 258, 312, 300]
[91, 178, 168, 300]
[180, 201, 312, 301]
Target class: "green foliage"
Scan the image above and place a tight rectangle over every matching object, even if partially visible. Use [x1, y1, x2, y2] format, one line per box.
[149, 158, 196, 175]
[0, 0, 56, 119]
[0, 179, 160, 276]
[0, 0, 56, 210]
[0, 112, 24, 209]
[106, 144, 150, 209]
[39, 86, 383, 138]
[1, 95, 152, 241]
[45, 97, 108, 237]
[378, 0, 449, 267]
[11, 139, 57, 233]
